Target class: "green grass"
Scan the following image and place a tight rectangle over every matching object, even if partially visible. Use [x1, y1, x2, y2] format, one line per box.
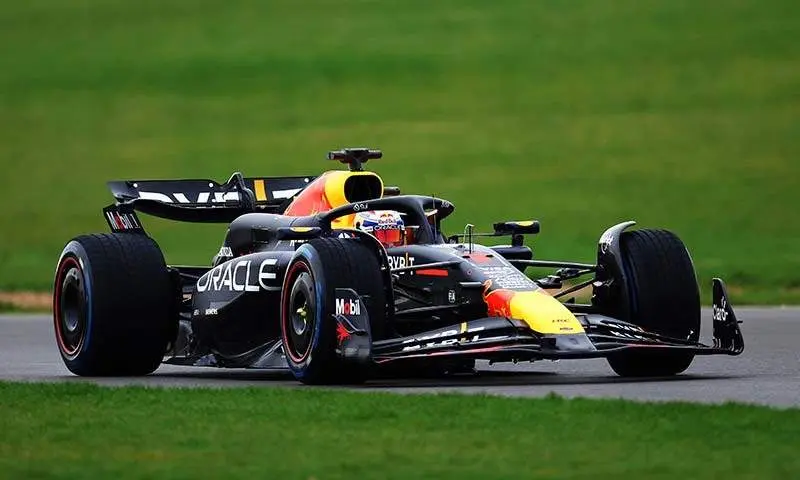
[0, 303, 45, 313]
[0, 382, 797, 479]
[0, 301, 18, 313]
[0, 0, 798, 303]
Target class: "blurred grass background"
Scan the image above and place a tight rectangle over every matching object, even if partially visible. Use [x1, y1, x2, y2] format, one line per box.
[0, 0, 797, 303]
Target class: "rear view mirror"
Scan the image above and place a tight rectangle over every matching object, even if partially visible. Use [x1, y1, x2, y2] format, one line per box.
[493, 221, 540, 236]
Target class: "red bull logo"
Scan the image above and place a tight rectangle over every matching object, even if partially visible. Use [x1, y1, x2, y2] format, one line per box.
[483, 280, 513, 318]
[481, 280, 584, 334]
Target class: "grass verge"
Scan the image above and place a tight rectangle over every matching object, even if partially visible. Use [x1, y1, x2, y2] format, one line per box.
[0, 292, 51, 313]
[0, 301, 19, 313]
[0, 382, 798, 479]
[0, 0, 798, 303]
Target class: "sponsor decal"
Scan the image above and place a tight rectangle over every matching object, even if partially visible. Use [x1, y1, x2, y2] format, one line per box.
[196, 258, 278, 292]
[273, 188, 302, 199]
[105, 211, 141, 232]
[480, 266, 538, 290]
[138, 191, 240, 204]
[448, 290, 457, 304]
[373, 223, 399, 231]
[483, 280, 513, 318]
[377, 212, 396, 224]
[388, 254, 415, 270]
[401, 326, 486, 352]
[352, 202, 369, 212]
[204, 308, 218, 316]
[217, 246, 233, 258]
[335, 297, 361, 316]
[482, 281, 582, 334]
[607, 323, 648, 341]
[599, 230, 614, 249]
[713, 297, 729, 324]
[336, 320, 351, 343]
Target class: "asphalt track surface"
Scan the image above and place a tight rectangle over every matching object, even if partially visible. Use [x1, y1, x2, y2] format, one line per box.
[1, 308, 797, 407]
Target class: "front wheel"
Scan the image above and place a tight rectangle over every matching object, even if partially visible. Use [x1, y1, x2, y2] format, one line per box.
[602, 229, 701, 377]
[280, 237, 387, 385]
[53, 233, 177, 376]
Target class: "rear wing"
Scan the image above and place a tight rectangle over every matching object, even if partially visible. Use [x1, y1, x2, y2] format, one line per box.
[104, 173, 314, 229]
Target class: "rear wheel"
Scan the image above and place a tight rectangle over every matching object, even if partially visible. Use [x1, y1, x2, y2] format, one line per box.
[604, 229, 701, 377]
[53, 233, 177, 376]
[280, 237, 386, 385]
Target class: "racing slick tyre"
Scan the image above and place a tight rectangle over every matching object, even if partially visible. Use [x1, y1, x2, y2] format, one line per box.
[280, 237, 386, 385]
[53, 233, 176, 376]
[605, 229, 701, 377]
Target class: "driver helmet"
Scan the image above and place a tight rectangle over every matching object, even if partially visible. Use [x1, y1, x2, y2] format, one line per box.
[354, 210, 414, 247]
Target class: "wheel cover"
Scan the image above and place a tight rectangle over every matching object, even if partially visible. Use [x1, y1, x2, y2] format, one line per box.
[54, 257, 87, 358]
[281, 263, 316, 363]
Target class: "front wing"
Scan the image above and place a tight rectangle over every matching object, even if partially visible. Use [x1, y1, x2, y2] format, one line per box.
[348, 279, 744, 366]
[368, 314, 742, 365]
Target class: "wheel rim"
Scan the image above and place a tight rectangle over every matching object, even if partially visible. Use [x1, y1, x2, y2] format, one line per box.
[292, 295, 310, 337]
[54, 257, 87, 358]
[282, 263, 316, 363]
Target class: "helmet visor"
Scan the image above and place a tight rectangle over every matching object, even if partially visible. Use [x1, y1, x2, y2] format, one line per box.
[374, 228, 404, 247]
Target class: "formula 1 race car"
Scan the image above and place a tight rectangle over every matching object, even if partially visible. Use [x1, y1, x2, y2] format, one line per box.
[53, 148, 744, 384]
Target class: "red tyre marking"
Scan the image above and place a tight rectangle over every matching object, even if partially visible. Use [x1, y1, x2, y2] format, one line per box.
[280, 261, 314, 363]
[53, 256, 82, 357]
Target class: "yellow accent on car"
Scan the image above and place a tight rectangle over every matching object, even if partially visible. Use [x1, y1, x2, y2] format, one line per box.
[253, 179, 267, 201]
[291, 227, 315, 233]
[513, 221, 535, 227]
[322, 171, 384, 207]
[509, 290, 584, 334]
[322, 171, 384, 229]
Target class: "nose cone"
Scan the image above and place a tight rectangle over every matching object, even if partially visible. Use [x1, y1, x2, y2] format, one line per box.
[485, 287, 584, 335]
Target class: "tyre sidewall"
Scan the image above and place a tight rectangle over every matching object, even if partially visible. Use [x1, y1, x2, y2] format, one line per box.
[281, 243, 329, 380]
[53, 240, 96, 371]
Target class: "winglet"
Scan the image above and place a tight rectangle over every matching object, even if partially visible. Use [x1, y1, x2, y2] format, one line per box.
[712, 278, 744, 354]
